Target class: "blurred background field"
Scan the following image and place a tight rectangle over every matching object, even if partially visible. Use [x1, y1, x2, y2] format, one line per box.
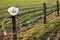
[0, 0, 60, 28]
[0, 0, 60, 40]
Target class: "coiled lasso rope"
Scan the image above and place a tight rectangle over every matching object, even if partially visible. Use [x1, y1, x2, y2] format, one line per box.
[2, 16, 21, 34]
[2, 16, 11, 36]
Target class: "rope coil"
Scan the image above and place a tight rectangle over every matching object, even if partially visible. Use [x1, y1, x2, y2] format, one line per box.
[2, 16, 11, 36]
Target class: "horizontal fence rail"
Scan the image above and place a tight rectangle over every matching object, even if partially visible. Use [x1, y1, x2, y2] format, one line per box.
[20, 9, 58, 27]
[21, 16, 43, 27]
[0, 4, 60, 13]
[16, 8, 43, 16]
[15, 2, 60, 27]
[46, 9, 57, 16]
[0, 3, 60, 12]
[15, 4, 58, 17]
[47, 4, 57, 9]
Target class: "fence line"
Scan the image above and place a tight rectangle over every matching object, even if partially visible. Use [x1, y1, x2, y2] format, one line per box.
[20, 9, 57, 27]
[46, 4, 57, 9]
[1, 1, 60, 40]
[0, 4, 59, 13]
[21, 16, 43, 26]
[16, 8, 43, 16]
[1, 1, 59, 27]
[15, 1, 60, 27]
[1, 1, 60, 28]
[15, 4, 59, 17]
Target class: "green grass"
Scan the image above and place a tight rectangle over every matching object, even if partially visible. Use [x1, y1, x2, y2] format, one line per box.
[0, 0, 59, 10]
[0, 0, 60, 27]
[17, 14, 60, 40]
[0, 0, 56, 6]
[0, 0, 60, 34]
[0, 0, 60, 40]
[5, 6, 56, 28]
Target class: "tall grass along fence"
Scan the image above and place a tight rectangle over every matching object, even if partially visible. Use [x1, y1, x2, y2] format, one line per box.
[1, 1, 60, 40]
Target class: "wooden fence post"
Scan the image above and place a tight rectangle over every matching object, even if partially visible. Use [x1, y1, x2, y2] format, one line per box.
[43, 3, 46, 24]
[57, 1, 59, 16]
[11, 16, 17, 40]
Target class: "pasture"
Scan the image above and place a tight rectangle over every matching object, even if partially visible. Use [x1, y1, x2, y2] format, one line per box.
[0, 0, 60, 40]
[0, 0, 60, 27]
[0, 0, 57, 7]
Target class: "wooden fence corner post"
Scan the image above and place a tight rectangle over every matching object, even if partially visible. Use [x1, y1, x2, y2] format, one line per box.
[57, 1, 59, 16]
[43, 3, 47, 24]
[11, 16, 17, 40]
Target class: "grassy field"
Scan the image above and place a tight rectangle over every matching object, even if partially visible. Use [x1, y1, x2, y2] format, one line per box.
[0, 0, 60, 40]
[0, 0, 57, 7]
[0, 0, 60, 27]
[4, 12, 60, 40]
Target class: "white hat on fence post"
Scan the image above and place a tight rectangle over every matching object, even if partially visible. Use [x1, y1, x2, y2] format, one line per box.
[8, 6, 19, 16]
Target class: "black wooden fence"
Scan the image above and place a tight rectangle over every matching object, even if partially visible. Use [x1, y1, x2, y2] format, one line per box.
[1, 1, 60, 40]
[14, 1, 60, 27]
